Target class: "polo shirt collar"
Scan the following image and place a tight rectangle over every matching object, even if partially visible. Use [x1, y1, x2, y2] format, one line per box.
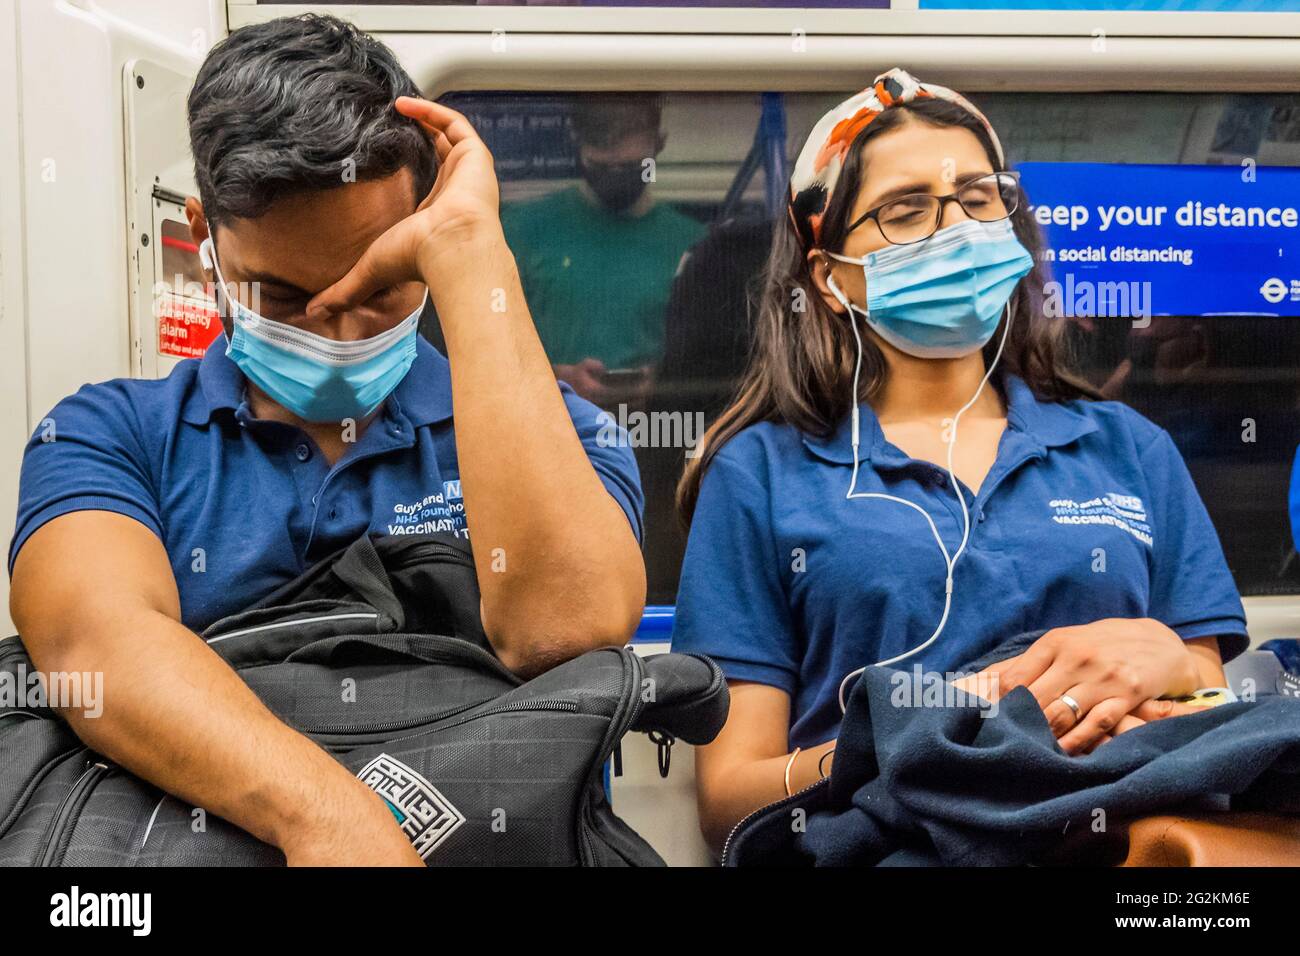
[392, 337, 455, 427]
[801, 373, 1098, 466]
[184, 333, 454, 427]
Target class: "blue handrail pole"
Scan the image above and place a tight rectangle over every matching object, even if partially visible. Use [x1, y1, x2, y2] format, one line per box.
[718, 92, 789, 223]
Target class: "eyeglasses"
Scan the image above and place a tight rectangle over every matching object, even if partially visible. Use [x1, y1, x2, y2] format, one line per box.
[845, 171, 1021, 246]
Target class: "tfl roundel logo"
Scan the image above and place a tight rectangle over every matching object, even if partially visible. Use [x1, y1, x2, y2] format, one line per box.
[1260, 277, 1288, 305]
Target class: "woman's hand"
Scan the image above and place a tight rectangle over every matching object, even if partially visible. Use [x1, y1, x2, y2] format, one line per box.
[1076, 697, 1209, 753]
[307, 96, 502, 320]
[975, 619, 1201, 754]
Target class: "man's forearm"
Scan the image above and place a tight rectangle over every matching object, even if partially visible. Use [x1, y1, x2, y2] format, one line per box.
[419, 225, 644, 670]
[36, 607, 391, 855]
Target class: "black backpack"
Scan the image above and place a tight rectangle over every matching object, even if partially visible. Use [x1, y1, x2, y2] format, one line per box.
[0, 533, 728, 866]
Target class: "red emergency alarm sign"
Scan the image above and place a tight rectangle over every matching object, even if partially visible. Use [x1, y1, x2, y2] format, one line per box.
[156, 232, 224, 359]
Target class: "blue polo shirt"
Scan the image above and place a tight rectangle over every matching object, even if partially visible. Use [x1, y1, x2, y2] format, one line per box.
[671, 374, 1249, 749]
[9, 335, 643, 633]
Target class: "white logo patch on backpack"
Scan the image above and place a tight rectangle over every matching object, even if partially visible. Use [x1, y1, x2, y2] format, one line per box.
[357, 753, 465, 860]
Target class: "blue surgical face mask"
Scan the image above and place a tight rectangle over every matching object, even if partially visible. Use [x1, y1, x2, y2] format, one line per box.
[822, 217, 1033, 695]
[200, 236, 423, 423]
[825, 218, 1033, 359]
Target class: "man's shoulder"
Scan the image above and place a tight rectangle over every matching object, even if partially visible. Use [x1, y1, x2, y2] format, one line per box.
[651, 201, 707, 236]
[555, 382, 639, 476]
[502, 187, 580, 232]
[45, 358, 206, 439]
[556, 380, 614, 434]
[550, 381, 645, 540]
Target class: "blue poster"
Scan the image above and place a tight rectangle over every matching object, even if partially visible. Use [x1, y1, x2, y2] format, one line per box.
[1017, 162, 1300, 317]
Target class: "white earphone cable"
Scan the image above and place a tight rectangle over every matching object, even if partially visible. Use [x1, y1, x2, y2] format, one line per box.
[828, 272, 1014, 712]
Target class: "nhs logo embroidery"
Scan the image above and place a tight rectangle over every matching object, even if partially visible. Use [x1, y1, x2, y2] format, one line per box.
[357, 753, 465, 860]
[387, 479, 467, 538]
[1105, 492, 1144, 513]
[1048, 490, 1152, 547]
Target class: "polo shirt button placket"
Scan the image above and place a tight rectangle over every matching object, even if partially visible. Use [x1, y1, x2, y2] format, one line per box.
[295, 443, 311, 463]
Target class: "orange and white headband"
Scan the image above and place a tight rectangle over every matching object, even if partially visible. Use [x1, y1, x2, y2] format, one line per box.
[788, 67, 1004, 249]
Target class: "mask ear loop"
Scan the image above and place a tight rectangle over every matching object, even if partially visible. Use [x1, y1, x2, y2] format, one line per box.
[199, 235, 251, 332]
[827, 263, 1016, 712]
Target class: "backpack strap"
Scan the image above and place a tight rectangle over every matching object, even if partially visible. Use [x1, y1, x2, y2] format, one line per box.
[243, 534, 405, 629]
[207, 532, 491, 655]
[326, 535, 406, 630]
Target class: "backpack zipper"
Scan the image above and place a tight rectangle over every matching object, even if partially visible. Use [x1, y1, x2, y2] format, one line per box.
[305, 697, 491, 735]
[395, 540, 474, 567]
[0, 745, 84, 842]
[311, 631, 520, 686]
[308, 697, 580, 745]
[719, 775, 831, 867]
[205, 612, 380, 645]
[39, 759, 110, 867]
[576, 648, 645, 866]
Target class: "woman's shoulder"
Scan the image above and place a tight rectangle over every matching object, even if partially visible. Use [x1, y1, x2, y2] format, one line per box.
[1068, 394, 1169, 452]
[1008, 373, 1174, 464]
[690, 420, 821, 511]
[709, 418, 812, 475]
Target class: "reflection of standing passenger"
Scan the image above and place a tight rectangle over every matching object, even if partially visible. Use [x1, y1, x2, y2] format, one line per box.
[503, 95, 706, 405]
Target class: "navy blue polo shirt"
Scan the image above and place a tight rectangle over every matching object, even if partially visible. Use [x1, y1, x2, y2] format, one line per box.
[9, 335, 643, 632]
[671, 374, 1249, 750]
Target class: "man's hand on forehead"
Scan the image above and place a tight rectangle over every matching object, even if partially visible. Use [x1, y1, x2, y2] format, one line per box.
[307, 97, 502, 320]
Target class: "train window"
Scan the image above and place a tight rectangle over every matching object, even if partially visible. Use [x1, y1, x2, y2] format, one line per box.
[433, 89, 1300, 604]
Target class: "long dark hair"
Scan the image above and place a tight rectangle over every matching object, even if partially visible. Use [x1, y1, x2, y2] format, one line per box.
[677, 97, 1101, 523]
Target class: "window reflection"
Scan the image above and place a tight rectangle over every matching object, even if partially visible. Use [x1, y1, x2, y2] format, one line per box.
[500, 95, 706, 409]
[438, 89, 1300, 602]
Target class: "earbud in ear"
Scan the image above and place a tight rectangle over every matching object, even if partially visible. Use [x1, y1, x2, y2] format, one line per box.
[825, 272, 852, 312]
[198, 237, 214, 271]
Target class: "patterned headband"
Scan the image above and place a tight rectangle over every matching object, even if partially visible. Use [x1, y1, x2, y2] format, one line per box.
[788, 67, 1005, 250]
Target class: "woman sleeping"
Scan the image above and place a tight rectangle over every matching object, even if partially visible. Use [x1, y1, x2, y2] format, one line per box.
[670, 68, 1248, 855]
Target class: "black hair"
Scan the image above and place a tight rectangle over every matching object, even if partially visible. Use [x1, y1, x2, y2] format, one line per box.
[571, 94, 664, 148]
[187, 13, 437, 224]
